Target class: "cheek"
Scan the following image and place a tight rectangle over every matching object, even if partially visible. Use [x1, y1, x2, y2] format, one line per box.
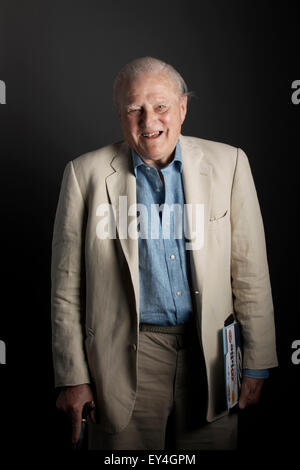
[122, 119, 137, 138]
[163, 112, 182, 132]
[161, 114, 172, 129]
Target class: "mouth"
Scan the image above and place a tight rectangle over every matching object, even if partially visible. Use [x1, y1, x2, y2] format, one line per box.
[141, 131, 163, 139]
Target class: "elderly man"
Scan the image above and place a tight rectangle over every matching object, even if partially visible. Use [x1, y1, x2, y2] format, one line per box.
[51, 57, 278, 450]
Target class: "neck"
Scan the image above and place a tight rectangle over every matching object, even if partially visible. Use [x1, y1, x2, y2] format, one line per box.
[140, 151, 175, 171]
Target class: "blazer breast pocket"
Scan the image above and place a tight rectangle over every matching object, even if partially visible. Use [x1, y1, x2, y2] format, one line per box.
[208, 209, 229, 230]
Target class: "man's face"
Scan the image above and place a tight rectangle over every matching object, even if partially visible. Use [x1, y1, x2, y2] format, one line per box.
[118, 72, 187, 167]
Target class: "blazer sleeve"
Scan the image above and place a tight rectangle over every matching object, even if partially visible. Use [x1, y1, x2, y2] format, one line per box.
[51, 161, 91, 387]
[230, 148, 278, 370]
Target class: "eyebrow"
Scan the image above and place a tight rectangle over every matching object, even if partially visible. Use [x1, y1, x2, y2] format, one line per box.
[126, 98, 169, 107]
[126, 104, 142, 109]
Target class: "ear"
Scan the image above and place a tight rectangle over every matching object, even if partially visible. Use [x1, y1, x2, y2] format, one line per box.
[180, 94, 188, 124]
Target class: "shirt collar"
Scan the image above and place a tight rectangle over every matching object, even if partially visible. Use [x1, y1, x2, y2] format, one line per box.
[131, 140, 182, 177]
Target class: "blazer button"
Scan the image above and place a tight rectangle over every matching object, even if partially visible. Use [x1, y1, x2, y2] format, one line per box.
[131, 343, 137, 352]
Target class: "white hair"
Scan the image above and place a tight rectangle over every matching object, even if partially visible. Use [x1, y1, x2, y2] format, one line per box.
[113, 56, 189, 112]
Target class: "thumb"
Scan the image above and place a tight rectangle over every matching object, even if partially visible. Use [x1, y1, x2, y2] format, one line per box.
[238, 384, 249, 410]
[238, 396, 247, 409]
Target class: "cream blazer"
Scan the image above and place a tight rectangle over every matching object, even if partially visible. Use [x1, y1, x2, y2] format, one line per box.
[51, 135, 278, 433]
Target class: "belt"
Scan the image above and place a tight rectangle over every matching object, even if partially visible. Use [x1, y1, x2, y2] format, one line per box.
[139, 322, 192, 334]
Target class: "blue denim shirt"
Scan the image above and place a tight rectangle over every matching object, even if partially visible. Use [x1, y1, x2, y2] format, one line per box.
[131, 141, 269, 380]
[131, 142, 193, 326]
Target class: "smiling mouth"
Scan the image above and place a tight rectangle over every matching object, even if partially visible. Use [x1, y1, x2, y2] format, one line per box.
[141, 131, 163, 139]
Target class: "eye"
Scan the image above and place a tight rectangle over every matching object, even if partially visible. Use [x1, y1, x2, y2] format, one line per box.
[128, 107, 141, 114]
[157, 104, 167, 113]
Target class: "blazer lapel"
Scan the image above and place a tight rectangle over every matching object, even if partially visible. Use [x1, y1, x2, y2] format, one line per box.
[105, 142, 140, 319]
[179, 135, 212, 299]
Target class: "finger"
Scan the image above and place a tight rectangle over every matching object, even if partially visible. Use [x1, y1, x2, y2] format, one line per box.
[248, 387, 262, 405]
[85, 399, 96, 423]
[55, 395, 64, 412]
[71, 410, 82, 444]
[87, 399, 96, 413]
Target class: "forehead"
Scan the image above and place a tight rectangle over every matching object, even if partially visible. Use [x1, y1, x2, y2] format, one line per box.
[122, 72, 179, 104]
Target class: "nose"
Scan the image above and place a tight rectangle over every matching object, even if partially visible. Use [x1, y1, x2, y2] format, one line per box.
[140, 108, 157, 129]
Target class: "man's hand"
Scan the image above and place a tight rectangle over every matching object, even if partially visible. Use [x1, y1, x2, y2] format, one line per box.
[56, 383, 96, 445]
[238, 377, 265, 410]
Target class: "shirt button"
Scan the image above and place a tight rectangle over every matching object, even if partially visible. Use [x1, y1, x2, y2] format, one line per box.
[156, 188, 160, 192]
[146, 166, 151, 171]
[176, 291, 182, 296]
[194, 290, 200, 295]
[131, 343, 137, 352]
[170, 254, 175, 260]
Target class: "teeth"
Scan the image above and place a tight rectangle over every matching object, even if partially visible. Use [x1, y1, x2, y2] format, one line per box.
[142, 131, 160, 137]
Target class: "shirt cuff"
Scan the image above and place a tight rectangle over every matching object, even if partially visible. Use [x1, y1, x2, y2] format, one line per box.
[243, 368, 269, 379]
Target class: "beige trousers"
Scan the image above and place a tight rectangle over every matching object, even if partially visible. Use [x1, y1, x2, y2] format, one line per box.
[88, 322, 238, 450]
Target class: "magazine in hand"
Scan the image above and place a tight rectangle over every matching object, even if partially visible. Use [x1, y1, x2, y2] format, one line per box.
[222, 317, 243, 409]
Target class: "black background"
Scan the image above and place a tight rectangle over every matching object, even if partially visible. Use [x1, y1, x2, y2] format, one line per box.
[0, 0, 299, 457]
